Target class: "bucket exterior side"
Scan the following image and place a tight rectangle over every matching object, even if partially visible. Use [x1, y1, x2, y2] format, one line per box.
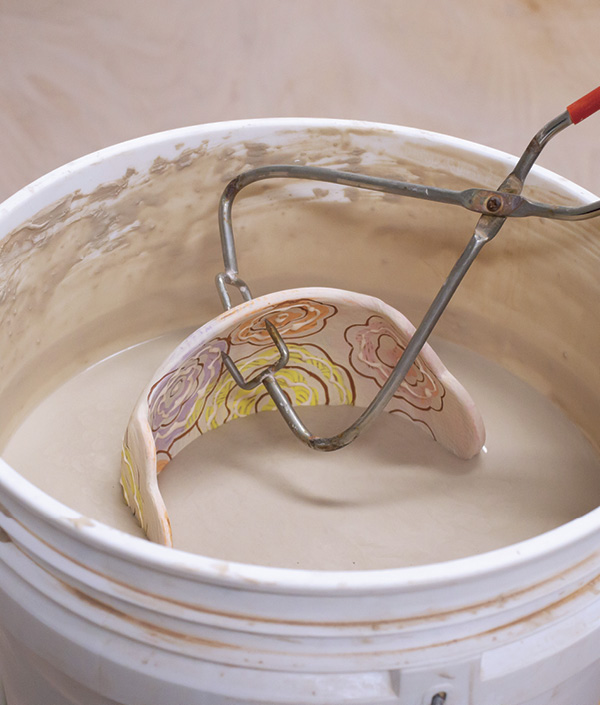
[2, 527, 600, 704]
[1, 119, 600, 704]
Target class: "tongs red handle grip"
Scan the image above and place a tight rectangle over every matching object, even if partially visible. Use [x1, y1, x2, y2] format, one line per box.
[568, 85, 600, 124]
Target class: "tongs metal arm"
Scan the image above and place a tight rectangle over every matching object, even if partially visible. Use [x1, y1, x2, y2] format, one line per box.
[215, 165, 493, 308]
[218, 163, 598, 256]
[216, 87, 600, 451]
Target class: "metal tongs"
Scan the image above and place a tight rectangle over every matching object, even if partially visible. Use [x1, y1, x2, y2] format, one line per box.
[215, 86, 600, 452]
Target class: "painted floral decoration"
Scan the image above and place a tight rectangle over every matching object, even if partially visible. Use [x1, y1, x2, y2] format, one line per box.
[230, 298, 335, 345]
[345, 315, 444, 411]
[148, 338, 229, 467]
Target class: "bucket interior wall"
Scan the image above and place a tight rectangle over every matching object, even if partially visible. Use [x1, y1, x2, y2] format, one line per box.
[0, 125, 597, 454]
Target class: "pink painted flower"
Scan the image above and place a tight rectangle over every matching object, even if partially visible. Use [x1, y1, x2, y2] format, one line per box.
[344, 315, 444, 411]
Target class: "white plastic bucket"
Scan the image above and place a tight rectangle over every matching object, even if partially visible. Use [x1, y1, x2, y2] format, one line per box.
[0, 118, 600, 705]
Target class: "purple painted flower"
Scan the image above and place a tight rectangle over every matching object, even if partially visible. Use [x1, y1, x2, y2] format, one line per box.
[148, 338, 229, 455]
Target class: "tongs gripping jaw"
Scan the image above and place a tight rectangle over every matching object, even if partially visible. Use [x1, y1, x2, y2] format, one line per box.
[221, 319, 289, 391]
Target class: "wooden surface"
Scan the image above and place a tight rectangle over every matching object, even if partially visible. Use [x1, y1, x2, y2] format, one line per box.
[0, 0, 599, 201]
